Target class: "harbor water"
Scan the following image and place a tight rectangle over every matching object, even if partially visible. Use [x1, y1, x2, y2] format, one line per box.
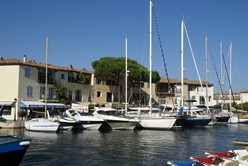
[1, 124, 248, 166]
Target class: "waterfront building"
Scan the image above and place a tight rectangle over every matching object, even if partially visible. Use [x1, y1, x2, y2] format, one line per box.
[155, 78, 215, 107]
[0, 56, 218, 120]
[0, 56, 93, 120]
[214, 92, 241, 105]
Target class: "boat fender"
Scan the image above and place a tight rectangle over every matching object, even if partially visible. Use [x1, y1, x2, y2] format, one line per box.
[20, 141, 31, 146]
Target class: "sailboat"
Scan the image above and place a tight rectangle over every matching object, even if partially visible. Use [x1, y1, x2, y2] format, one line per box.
[125, 0, 177, 130]
[180, 20, 212, 127]
[24, 37, 60, 132]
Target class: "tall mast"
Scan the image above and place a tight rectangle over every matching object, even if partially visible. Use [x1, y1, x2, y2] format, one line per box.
[125, 38, 128, 114]
[149, 0, 152, 113]
[45, 36, 48, 119]
[220, 41, 223, 109]
[181, 19, 184, 108]
[229, 42, 232, 109]
[205, 35, 209, 111]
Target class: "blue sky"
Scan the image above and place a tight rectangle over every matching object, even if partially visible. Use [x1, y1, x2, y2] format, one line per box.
[0, 0, 247, 93]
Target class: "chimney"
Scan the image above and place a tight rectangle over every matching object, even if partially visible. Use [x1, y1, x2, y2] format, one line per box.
[23, 55, 27, 62]
[69, 64, 73, 69]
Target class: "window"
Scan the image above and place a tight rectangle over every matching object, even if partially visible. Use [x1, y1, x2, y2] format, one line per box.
[40, 87, 45, 99]
[97, 91, 102, 97]
[176, 85, 181, 93]
[61, 74, 65, 80]
[69, 90, 72, 101]
[200, 96, 205, 105]
[48, 87, 54, 100]
[96, 79, 102, 84]
[75, 90, 82, 101]
[25, 68, 31, 77]
[106, 92, 112, 102]
[1, 106, 11, 115]
[88, 91, 92, 102]
[27, 86, 33, 97]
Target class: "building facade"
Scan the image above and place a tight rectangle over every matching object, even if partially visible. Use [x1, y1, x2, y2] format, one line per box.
[0, 56, 221, 120]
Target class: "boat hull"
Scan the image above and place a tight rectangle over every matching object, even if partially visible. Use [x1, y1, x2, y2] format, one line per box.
[228, 116, 239, 124]
[238, 118, 248, 124]
[0, 136, 31, 166]
[106, 120, 139, 130]
[185, 118, 212, 127]
[167, 161, 200, 166]
[24, 118, 60, 132]
[75, 121, 104, 130]
[139, 117, 177, 130]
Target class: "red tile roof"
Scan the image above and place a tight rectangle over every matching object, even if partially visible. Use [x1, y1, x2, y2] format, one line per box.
[0, 58, 93, 74]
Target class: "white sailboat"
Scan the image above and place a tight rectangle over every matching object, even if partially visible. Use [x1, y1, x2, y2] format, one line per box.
[180, 20, 212, 127]
[125, 0, 177, 129]
[24, 37, 60, 132]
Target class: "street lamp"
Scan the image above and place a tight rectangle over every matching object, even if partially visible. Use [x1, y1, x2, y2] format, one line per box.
[14, 98, 17, 121]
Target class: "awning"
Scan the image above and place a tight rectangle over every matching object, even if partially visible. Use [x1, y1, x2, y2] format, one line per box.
[0, 101, 14, 106]
[47, 103, 68, 109]
[19, 101, 45, 108]
[20, 101, 68, 109]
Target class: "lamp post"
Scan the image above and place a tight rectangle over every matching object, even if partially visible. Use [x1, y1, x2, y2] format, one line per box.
[14, 98, 17, 121]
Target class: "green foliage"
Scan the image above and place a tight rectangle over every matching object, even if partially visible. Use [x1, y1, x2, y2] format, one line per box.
[92, 56, 160, 83]
[235, 102, 248, 111]
[18, 110, 27, 120]
[53, 81, 70, 105]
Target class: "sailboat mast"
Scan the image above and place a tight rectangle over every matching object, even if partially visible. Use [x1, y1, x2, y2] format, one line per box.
[181, 19, 184, 108]
[205, 35, 209, 111]
[45, 37, 48, 119]
[149, 0, 152, 113]
[125, 38, 128, 114]
[229, 42, 232, 109]
[220, 41, 223, 109]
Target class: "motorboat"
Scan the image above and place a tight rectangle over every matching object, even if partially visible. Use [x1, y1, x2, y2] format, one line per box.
[0, 135, 31, 165]
[182, 106, 212, 127]
[208, 108, 230, 125]
[92, 107, 139, 130]
[205, 150, 248, 165]
[126, 107, 177, 130]
[47, 109, 80, 130]
[24, 117, 60, 132]
[159, 104, 187, 129]
[167, 161, 201, 166]
[65, 109, 104, 130]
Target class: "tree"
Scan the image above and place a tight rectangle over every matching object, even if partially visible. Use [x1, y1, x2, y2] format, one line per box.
[92, 56, 160, 103]
[53, 81, 70, 105]
[92, 56, 160, 84]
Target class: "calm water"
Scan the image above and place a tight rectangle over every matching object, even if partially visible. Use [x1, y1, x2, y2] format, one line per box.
[1, 124, 248, 166]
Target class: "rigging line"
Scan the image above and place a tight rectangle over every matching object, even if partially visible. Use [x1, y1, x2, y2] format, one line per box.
[183, 23, 203, 88]
[207, 40, 226, 104]
[152, 6, 175, 107]
[184, 22, 210, 106]
[222, 52, 236, 104]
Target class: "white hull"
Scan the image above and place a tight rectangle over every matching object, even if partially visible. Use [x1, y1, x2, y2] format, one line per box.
[238, 118, 248, 124]
[24, 118, 60, 132]
[65, 109, 104, 130]
[139, 117, 177, 129]
[92, 107, 139, 130]
[82, 123, 103, 130]
[107, 120, 138, 130]
[228, 116, 239, 124]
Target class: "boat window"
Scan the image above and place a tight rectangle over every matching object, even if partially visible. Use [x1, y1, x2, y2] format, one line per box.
[79, 112, 93, 116]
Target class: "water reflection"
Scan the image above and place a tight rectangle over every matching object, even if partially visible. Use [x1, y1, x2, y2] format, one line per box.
[0, 124, 246, 166]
